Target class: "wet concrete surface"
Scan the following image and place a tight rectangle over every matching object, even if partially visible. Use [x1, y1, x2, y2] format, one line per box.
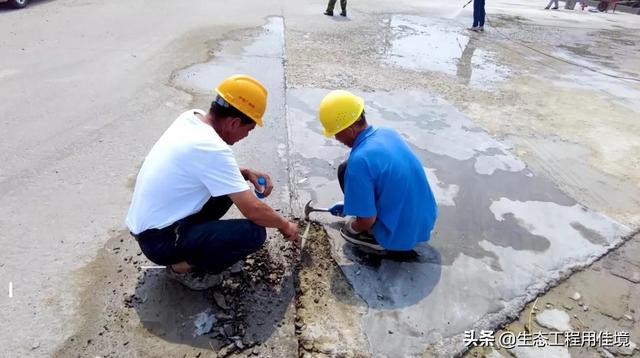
[287, 88, 630, 356]
[382, 15, 510, 87]
[2, 0, 640, 356]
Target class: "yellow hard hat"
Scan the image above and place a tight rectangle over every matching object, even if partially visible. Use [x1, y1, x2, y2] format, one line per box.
[215, 74, 267, 126]
[318, 90, 365, 137]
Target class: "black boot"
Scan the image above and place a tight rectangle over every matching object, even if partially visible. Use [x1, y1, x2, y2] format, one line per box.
[340, 10, 347, 16]
[324, 10, 333, 16]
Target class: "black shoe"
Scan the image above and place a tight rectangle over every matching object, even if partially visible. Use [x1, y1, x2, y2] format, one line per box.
[324, 10, 333, 16]
[340, 11, 347, 17]
[166, 267, 222, 291]
[340, 228, 384, 251]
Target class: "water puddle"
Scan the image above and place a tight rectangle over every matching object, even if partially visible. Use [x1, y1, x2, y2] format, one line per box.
[381, 15, 510, 86]
[172, 17, 284, 95]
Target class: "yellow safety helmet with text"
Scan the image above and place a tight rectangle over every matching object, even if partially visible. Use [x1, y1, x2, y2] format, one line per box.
[215, 74, 267, 126]
[318, 90, 365, 137]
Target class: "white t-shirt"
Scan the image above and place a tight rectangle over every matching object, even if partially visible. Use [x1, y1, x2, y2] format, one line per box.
[126, 109, 250, 235]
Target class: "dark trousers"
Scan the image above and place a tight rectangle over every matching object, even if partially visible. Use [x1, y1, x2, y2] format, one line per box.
[473, 0, 485, 27]
[326, 0, 347, 13]
[134, 196, 266, 274]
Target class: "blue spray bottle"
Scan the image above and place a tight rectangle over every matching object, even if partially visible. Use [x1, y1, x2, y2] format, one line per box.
[255, 176, 266, 199]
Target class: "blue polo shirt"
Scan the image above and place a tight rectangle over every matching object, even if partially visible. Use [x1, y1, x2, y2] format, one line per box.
[343, 126, 438, 250]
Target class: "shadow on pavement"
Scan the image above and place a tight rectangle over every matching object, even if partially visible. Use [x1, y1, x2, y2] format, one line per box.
[331, 241, 443, 310]
[131, 254, 294, 351]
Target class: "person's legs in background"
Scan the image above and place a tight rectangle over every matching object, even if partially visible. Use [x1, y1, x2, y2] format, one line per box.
[478, 0, 485, 29]
[545, 0, 559, 9]
[325, 0, 337, 15]
[472, 0, 480, 28]
[339, 0, 347, 16]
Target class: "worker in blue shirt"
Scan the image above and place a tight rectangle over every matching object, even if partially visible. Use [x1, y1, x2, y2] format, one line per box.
[317, 90, 438, 251]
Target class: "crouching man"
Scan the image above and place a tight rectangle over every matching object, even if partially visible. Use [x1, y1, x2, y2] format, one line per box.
[317, 90, 437, 252]
[126, 74, 298, 290]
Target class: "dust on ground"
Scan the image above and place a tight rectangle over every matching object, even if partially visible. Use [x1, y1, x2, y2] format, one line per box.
[295, 222, 369, 357]
[53, 222, 373, 357]
[54, 228, 299, 358]
[464, 233, 640, 358]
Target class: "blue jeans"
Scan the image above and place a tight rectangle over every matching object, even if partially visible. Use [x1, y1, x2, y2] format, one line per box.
[473, 0, 485, 27]
[134, 196, 267, 274]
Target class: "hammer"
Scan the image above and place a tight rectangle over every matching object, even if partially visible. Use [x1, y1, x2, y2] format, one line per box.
[301, 200, 344, 247]
[304, 200, 344, 220]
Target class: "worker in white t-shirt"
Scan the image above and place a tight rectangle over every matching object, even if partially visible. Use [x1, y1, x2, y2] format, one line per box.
[126, 74, 298, 290]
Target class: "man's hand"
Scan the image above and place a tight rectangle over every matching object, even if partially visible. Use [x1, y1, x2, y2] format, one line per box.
[242, 168, 274, 198]
[279, 221, 299, 241]
[328, 202, 345, 217]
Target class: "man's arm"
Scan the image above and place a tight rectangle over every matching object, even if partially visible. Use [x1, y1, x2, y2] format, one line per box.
[229, 190, 298, 240]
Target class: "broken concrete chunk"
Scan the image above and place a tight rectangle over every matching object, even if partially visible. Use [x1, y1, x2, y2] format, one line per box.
[192, 311, 216, 337]
[571, 292, 582, 301]
[229, 262, 243, 274]
[223, 324, 235, 337]
[535, 309, 573, 332]
[213, 292, 230, 310]
[234, 339, 244, 350]
[215, 312, 233, 321]
[618, 341, 637, 356]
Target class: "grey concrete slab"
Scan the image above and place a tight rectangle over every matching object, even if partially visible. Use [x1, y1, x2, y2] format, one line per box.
[287, 88, 631, 356]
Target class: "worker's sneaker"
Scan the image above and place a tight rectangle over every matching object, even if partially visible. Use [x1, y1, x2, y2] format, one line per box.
[165, 267, 222, 291]
[467, 27, 480, 32]
[340, 228, 384, 251]
[324, 10, 333, 16]
[478, 26, 484, 32]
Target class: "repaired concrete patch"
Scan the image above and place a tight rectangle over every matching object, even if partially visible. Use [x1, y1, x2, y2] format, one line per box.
[287, 88, 630, 357]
